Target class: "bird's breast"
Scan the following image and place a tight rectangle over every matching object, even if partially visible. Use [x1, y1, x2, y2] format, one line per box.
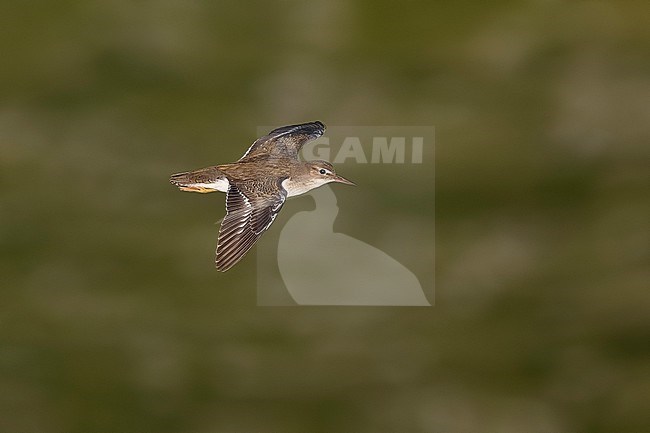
[282, 177, 326, 197]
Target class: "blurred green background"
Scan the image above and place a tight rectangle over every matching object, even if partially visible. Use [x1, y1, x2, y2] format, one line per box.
[1, 0, 649, 432]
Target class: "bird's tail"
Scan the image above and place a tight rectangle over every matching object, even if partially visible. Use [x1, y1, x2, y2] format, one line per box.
[169, 167, 228, 193]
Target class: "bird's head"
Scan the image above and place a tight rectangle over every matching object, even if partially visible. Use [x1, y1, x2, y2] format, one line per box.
[307, 160, 356, 187]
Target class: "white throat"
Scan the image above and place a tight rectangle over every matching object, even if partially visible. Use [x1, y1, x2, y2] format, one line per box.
[282, 177, 331, 197]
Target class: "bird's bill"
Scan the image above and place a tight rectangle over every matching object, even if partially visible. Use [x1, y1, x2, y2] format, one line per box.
[333, 174, 356, 186]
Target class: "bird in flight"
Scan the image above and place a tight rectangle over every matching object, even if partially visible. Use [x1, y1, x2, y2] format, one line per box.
[170, 121, 355, 271]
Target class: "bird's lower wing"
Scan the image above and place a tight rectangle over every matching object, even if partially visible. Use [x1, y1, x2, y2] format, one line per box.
[215, 183, 286, 271]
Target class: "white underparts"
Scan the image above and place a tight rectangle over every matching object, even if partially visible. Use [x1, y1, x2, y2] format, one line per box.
[191, 178, 230, 192]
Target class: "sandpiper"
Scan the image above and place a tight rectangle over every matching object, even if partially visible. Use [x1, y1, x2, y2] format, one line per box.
[170, 121, 355, 271]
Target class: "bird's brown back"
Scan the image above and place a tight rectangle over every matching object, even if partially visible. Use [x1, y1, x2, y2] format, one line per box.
[217, 158, 304, 183]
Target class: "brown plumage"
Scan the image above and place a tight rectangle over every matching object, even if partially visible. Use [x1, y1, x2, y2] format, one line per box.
[170, 121, 354, 271]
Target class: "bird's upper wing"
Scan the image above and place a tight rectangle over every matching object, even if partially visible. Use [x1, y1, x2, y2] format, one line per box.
[215, 179, 287, 271]
[238, 121, 325, 161]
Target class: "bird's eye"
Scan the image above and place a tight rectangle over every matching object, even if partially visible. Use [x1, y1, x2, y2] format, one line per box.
[319, 169, 327, 175]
